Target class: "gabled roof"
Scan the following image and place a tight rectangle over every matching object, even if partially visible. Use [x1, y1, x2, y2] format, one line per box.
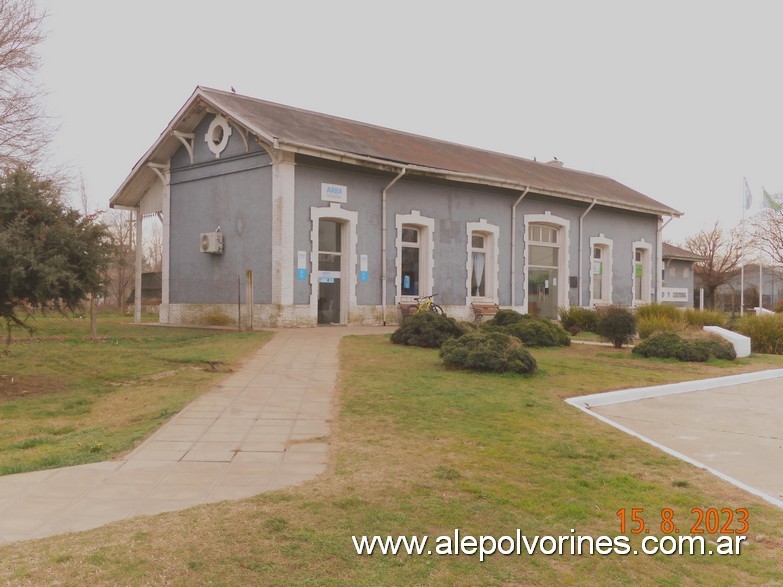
[110, 86, 682, 217]
[662, 242, 706, 262]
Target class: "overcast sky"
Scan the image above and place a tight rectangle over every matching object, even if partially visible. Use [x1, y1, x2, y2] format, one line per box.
[34, 0, 783, 244]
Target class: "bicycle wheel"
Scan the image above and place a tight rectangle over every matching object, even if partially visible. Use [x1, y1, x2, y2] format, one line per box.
[431, 304, 445, 315]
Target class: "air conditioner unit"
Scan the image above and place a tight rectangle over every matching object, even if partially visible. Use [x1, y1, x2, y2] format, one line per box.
[200, 232, 223, 254]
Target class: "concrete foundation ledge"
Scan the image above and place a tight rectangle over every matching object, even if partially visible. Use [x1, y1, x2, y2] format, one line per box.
[703, 326, 751, 358]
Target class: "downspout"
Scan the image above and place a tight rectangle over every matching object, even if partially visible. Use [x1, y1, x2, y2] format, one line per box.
[382, 168, 407, 325]
[510, 187, 530, 308]
[656, 216, 674, 303]
[578, 199, 597, 307]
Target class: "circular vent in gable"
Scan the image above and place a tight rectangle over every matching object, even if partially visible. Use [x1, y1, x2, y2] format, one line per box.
[205, 114, 232, 158]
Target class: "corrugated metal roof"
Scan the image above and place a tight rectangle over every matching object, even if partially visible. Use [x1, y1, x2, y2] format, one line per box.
[111, 86, 682, 217]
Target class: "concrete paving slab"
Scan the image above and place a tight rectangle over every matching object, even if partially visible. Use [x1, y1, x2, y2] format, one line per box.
[567, 369, 783, 508]
[0, 325, 394, 544]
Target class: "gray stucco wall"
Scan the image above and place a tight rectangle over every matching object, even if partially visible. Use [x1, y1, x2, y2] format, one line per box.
[292, 157, 662, 312]
[169, 114, 274, 304]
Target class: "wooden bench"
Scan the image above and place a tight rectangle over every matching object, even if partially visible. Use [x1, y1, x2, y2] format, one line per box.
[471, 303, 500, 325]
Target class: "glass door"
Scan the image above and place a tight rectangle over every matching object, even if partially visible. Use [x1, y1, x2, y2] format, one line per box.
[317, 219, 342, 324]
[528, 268, 558, 319]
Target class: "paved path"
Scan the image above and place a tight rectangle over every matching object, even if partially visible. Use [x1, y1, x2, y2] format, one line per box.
[0, 326, 392, 544]
[567, 370, 783, 509]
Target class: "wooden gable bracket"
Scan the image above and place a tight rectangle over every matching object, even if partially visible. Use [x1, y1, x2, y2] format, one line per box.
[172, 131, 195, 164]
[147, 162, 169, 185]
[224, 118, 249, 152]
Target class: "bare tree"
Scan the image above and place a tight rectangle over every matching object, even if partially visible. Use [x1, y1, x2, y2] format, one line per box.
[104, 209, 135, 312]
[0, 0, 51, 171]
[684, 222, 744, 309]
[750, 208, 783, 267]
[143, 216, 163, 273]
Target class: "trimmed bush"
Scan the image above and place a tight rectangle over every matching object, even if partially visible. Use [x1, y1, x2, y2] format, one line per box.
[390, 311, 464, 348]
[633, 332, 737, 362]
[484, 309, 528, 327]
[596, 306, 637, 348]
[456, 320, 479, 335]
[632, 331, 684, 359]
[693, 336, 737, 361]
[440, 331, 537, 374]
[559, 306, 600, 334]
[734, 314, 783, 354]
[503, 319, 571, 347]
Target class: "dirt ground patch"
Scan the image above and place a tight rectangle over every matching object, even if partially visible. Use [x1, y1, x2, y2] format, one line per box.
[0, 374, 65, 402]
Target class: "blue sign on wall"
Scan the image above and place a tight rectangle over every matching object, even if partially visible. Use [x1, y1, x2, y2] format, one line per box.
[297, 268, 307, 280]
[360, 271, 368, 282]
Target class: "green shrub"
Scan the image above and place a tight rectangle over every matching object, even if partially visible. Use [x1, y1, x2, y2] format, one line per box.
[596, 306, 637, 348]
[440, 331, 537, 374]
[676, 342, 711, 362]
[635, 302, 682, 321]
[633, 332, 737, 362]
[484, 309, 528, 327]
[683, 308, 727, 328]
[503, 319, 571, 347]
[693, 336, 737, 361]
[632, 331, 684, 359]
[456, 320, 479, 335]
[559, 306, 599, 334]
[637, 316, 685, 339]
[734, 314, 783, 354]
[390, 312, 464, 348]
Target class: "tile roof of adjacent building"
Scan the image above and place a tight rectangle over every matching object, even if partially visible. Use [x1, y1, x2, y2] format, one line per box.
[110, 86, 682, 218]
[662, 242, 706, 262]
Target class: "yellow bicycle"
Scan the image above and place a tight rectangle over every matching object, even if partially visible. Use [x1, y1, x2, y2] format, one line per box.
[414, 294, 444, 315]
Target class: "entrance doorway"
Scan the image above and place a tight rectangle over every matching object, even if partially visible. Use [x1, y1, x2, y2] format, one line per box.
[527, 223, 561, 319]
[317, 219, 343, 324]
[528, 267, 558, 318]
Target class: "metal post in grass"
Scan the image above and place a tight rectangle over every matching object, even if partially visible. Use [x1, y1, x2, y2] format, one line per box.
[90, 294, 97, 341]
[237, 275, 241, 331]
[246, 269, 254, 330]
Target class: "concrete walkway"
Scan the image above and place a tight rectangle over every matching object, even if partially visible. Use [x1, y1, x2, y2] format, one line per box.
[567, 370, 783, 509]
[0, 326, 392, 544]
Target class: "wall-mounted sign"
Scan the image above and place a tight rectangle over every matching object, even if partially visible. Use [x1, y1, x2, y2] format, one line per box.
[297, 250, 307, 280]
[359, 254, 368, 282]
[318, 271, 341, 283]
[321, 183, 347, 203]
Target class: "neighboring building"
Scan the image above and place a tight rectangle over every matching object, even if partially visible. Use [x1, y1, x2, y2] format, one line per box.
[110, 87, 682, 327]
[713, 264, 783, 312]
[661, 243, 705, 307]
[125, 272, 163, 307]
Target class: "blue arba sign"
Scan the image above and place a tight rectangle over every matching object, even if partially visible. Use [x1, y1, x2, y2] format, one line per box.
[321, 183, 347, 203]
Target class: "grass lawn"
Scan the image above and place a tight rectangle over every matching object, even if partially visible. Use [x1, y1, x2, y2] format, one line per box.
[1, 333, 783, 584]
[0, 312, 272, 475]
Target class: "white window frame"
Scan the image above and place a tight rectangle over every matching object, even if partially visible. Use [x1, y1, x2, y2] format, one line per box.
[589, 234, 613, 306]
[395, 211, 435, 303]
[466, 219, 499, 304]
[632, 239, 653, 306]
[523, 212, 570, 313]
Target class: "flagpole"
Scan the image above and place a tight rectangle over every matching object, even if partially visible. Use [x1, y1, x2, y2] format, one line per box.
[740, 178, 749, 316]
[759, 186, 764, 311]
